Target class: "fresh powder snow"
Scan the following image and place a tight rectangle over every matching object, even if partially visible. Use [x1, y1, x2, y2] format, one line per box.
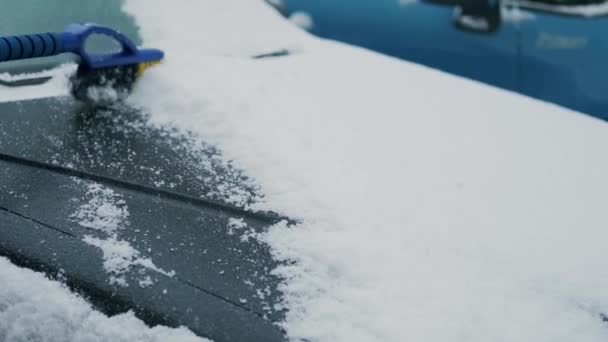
[0, 64, 73, 103]
[0, 257, 206, 342]
[71, 182, 130, 236]
[123, 1, 608, 341]
[289, 11, 314, 31]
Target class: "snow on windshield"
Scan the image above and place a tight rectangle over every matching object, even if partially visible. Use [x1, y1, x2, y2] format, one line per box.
[123, 0, 608, 341]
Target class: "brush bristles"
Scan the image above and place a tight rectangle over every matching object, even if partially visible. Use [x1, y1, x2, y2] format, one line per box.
[71, 64, 138, 105]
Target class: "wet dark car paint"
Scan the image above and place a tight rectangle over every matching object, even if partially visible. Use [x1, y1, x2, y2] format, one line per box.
[0, 98, 287, 341]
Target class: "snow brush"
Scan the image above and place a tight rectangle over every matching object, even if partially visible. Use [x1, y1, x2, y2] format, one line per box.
[0, 23, 163, 102]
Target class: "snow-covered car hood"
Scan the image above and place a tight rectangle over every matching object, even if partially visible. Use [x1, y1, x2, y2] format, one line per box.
[2, 0, 608, 341]
[126, 1, 608, 341]
[0, 98, 286, 341]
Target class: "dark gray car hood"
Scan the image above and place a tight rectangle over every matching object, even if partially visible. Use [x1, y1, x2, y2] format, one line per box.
[0, 97, 287, 341]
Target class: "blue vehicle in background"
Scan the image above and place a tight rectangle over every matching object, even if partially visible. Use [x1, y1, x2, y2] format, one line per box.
[274, 0, 608, 120]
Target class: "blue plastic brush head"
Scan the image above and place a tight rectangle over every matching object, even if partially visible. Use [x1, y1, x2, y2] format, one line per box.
[62, 23, 165, 103]
[0, 23, 163, 103]
[60, 23, 164, 70]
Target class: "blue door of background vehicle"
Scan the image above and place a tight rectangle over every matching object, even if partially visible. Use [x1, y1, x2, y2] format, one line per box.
[280, 0, 608, 120]
[516, 2, 608, 119]
[284, 0, 520, 91]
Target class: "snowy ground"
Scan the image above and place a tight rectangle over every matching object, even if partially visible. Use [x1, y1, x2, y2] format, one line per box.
[1, 0, 608, 341]
[124, 1, 608, 341]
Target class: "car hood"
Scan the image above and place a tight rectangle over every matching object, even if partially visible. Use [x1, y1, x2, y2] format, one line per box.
[0, 97, 286, 341]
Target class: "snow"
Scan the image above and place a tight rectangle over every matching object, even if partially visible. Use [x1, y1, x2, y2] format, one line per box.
[83, 236, 175, 287]
[0, 257, 206, 342]
[227, 217, 248, 236]
[228, 217, 247, 229]
[0, 1, 606, 341]
[72, 182, 130, 235]
[0, 64, 73, 103]
[72, 181, 175, 287]
[502, 6, 536, 23]
[398, 0, 418, 6]
[123, 1, 608, 342]
[289, 11, 314, 31]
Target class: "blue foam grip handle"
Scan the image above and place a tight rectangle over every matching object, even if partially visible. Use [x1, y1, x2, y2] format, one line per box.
[0, 23, 163, 69]
[0, 33, 64, 62]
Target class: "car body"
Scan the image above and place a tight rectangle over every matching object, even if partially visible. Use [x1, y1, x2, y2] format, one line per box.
[2, 1, 607, 341]
[0, 2, 286, 340]
[277, 0, 608, 120]
[0, 97, 286, 341]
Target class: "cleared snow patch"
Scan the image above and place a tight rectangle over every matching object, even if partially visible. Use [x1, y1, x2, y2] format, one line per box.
[0, 257, 206, 342]
[72, 180, 174, 287]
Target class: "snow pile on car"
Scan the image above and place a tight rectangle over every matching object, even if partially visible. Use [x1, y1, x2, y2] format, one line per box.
[0, 257, 206, 342]
[1, 1, 605, 341]
[124, 1, 608, 341]
[0, 64, 73, 103]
